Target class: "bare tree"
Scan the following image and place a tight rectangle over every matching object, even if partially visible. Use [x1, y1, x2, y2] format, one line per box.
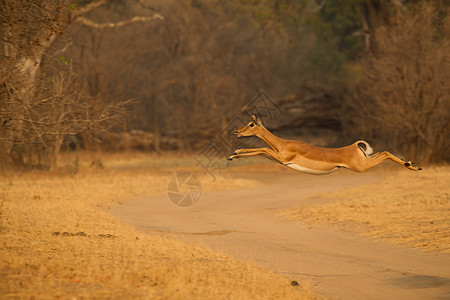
[344, 2, 449, 163]
[62, 0, 316, 152]
[0, 0, 159, 169]
[0, 55, 131, 169]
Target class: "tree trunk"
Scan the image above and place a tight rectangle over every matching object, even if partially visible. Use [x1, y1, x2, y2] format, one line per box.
[48, 136, 64, 170]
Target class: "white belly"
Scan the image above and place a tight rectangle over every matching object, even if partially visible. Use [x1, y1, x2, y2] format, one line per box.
[284, 162, 339, 175]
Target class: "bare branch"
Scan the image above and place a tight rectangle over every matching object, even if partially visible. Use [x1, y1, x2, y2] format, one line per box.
[75, 14, 164, 29]
[311, 0, 327, 13]
[72, 0, 108, 18]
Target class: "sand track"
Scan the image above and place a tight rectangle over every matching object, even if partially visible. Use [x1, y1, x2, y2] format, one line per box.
[113, 169, 450, 299]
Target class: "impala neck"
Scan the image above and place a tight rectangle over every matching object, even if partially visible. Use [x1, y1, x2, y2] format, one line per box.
[257, 126, 283, 151]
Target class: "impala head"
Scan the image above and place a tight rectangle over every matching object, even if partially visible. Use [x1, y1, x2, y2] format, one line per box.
[235, 114, 263, 137]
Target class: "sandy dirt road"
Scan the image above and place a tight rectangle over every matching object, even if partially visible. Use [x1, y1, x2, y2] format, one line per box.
[112, 169, 450, 299]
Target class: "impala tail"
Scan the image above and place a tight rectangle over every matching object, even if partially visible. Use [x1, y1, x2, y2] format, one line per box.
[357, 141, 373, 156]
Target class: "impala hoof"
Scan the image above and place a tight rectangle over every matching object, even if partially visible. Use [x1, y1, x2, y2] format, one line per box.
[405, 161, 422, 171]
[227, 157, 233, 161]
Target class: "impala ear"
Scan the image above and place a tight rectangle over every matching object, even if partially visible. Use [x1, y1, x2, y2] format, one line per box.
[252, 114, 262, 125]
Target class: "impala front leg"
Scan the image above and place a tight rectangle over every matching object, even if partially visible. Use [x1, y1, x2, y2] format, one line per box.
[227, 147, 282, 162]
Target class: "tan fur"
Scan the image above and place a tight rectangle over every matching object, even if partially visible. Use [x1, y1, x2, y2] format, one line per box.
[228, 115, 421, 174]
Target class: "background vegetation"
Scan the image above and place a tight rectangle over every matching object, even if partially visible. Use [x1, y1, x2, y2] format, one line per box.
[1, 3, 448, 297]
[1, 0, 448, 170]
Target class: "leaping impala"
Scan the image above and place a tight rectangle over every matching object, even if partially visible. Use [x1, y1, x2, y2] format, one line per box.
[227, 114, 421, 174]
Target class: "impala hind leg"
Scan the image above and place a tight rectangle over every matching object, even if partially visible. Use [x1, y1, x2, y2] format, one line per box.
[227, 147, 282, 162]
[351, 151, 421, 172]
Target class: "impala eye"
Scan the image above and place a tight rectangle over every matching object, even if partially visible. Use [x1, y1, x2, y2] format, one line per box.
[249, 123, 254, 127]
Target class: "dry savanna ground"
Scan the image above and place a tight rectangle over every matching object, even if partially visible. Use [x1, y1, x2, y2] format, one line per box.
[0, 152, 313, 299]
[282, 165, 450, 254]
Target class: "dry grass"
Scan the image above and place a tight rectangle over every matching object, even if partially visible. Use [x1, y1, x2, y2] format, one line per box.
[282, 166, 450, 253]
[0, 153, 313, 299]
